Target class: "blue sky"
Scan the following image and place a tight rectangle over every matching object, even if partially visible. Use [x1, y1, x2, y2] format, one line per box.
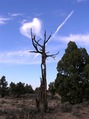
[0, 0, 89, 89]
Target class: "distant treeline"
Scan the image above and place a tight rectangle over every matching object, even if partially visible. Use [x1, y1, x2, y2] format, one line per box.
[0, 76, 34, 98]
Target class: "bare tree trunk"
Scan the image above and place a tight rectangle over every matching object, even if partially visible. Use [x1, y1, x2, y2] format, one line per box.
[41, 53, 48, 111]
[30, 30, 59, 111]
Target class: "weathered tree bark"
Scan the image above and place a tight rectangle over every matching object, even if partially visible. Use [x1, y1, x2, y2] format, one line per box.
[30, 30, 59, 111]
[41, 47, 48, 111]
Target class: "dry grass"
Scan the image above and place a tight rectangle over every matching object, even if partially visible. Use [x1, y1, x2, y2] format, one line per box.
[0, 94, 89, 119]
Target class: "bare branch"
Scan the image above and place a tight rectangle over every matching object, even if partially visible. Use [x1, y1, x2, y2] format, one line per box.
[30, 30, 42, 53]
[32, 39, 39, 52]
[30, 28, 33, 39]
[30, 42, 42, 54]
[30, 28, 42, 48]
[45, 34, 52, 44]
[33, 38, 42, 48]
[43, 30, 52, 44]
[46, 51, 50, 54]
[30, 51, 40, 53]
[46, 51, 59, 59]
[44, 30, 46, 42]
[37, 39, 41, 43]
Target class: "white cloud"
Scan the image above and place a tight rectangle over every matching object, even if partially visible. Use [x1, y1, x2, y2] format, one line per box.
[7, 50, 31, 57]
[8, 13, 22, 17]
[20, 18, 42, 39]
[0, 17, 10, 25]
[0, 50, 39, 64]
[0, 48, 60, 64]
[54, 34, 89, 47]
[77, 0, 87, 2]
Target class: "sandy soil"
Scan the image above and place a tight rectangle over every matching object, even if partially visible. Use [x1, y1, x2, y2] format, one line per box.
[0, 94, 89, 119]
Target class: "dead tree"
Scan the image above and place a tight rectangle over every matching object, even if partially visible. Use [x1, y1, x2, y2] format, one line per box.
[30, 29, 59, 111]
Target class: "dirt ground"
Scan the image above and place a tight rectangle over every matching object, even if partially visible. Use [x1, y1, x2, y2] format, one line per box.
[0, 94, 89, 119]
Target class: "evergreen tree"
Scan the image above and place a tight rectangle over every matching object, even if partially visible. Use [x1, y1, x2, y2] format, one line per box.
[48, 82, 56, 97]
[25, 84, 34, 94]
[55, 41, 89, 104]
[15, 82, 25, 97]
[10, 82, 25, 97]
[0, 76, 8, 97]
[10, 82, 16, 96]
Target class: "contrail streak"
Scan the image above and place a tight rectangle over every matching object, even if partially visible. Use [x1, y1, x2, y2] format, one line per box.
[52, 10, 74, 38]
[34, 53, 39, 59]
